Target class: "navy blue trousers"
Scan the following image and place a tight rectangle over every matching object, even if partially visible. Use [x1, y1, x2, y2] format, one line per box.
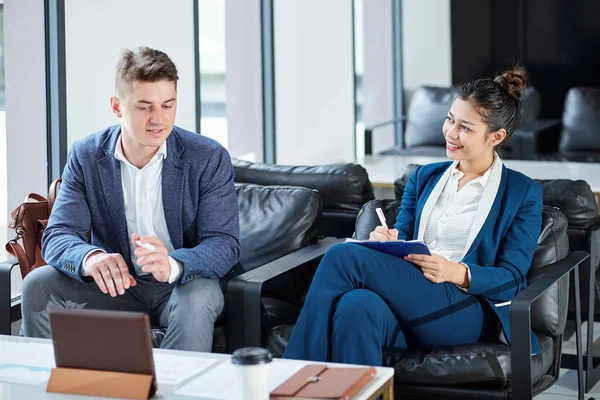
[283, 243, 497, 365]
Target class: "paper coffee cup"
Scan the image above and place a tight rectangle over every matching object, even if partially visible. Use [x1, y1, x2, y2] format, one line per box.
[231, 347, 273, 400]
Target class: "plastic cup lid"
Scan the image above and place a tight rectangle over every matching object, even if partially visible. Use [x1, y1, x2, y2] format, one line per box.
[231, 347, 273, 365]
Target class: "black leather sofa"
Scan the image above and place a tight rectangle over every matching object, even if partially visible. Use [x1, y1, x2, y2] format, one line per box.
[231, 159, 375, 238]
[0, 182, 338, 355]
[266, 197, 588, 399]
[366, 85, 547, 160]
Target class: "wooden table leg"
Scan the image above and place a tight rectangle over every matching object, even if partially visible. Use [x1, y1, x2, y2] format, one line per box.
[382, 376, 394, 400]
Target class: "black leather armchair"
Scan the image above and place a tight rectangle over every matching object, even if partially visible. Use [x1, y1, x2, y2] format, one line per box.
[536, 87, 600, 162]
[366, 85, 550, 160]
[396, 166, 600, 393]
[267, 197, 587, 399]
[231, 159, 375, 238]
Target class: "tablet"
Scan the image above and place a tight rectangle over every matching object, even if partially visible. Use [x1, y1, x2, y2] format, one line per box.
[49, 308, 157, 396]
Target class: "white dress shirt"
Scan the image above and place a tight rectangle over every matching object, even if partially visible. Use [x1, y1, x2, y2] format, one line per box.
[82, 136, 183, 283]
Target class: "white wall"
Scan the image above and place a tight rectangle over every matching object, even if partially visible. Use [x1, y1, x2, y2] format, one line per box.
[274, 0, 355, 165]
[64, 0, 197, 148]
[402, 0, 452, 105]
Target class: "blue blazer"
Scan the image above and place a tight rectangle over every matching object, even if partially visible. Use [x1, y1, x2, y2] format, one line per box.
[42, 125, 241, 284]
[394, 161, 543, 353]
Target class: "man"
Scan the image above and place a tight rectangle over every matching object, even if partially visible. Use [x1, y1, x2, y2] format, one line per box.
[21, 47, 240, 352]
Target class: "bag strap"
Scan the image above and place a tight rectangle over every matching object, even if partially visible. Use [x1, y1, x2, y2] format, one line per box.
[5, 240, 32, 279]
[48, 178, 62, 214]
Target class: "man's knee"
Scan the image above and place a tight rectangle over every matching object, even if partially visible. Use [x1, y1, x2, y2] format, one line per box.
[171, 278, 224, 320]
[22, 266, 63, 311]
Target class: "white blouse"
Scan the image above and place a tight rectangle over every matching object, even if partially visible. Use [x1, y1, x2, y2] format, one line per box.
[423, 164, 492, 263]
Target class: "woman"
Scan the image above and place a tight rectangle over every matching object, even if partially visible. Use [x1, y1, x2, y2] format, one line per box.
[283, 67, 543, 366]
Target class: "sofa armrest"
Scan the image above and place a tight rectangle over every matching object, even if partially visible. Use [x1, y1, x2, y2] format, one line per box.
[511, 251, 589, 400]
[0, 261, 20, 335]
[227, 237, 343, 351]
[587, 216, 600, 232]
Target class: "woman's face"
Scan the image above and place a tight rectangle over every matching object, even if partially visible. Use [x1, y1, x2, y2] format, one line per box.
[442, 98, 505, 162]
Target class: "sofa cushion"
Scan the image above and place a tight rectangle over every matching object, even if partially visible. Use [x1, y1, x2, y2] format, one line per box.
[559, 87, 600, 153]
[232, 159, 374, 212]
[266, 323, 553, 388]
[236, 183, 322, 271]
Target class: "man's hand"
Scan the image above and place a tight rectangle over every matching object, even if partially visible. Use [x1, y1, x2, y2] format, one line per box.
[369, 226, 399, 241]
[405, 253, 469, 287]
[132, 233, 171, 282]
[85, 251, 137, 297]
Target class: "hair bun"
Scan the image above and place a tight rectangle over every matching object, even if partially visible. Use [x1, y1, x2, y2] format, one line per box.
[494, 66, 528, 98]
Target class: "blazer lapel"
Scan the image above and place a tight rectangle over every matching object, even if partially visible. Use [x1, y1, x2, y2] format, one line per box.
[463, 165, 508, 259]
[162, 132, 188, 250]
[417, 161, 457, 240]
[462, 156, 504, 257]
[96, 128, 130, 261]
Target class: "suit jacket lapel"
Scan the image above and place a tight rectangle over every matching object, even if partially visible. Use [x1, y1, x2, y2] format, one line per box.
[463, 165, 508, 259]
[417, 161, 457, 240]
[96, 127, 130, 261]
[162, 131, 187, 250]
[462, 156, 504, 258]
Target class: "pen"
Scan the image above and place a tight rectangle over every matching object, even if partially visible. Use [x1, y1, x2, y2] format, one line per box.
[375, 207, 388, 229]
[135, 240, 156, 251]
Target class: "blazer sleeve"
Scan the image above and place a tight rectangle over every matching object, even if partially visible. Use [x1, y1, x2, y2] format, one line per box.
[466, 180, 543, 301]
[169, 147, 241, 283]
[41, 146, 103, 281]
[393, 166, 421, 241]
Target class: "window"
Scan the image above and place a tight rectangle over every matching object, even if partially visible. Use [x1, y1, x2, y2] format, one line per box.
[199, 0, 227, 148]
[0, 2, 7, 261]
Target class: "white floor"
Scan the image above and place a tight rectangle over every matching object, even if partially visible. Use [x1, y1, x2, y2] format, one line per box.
[537, 321, 600, 399]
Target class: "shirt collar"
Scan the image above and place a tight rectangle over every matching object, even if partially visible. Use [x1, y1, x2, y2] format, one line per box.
[114, 135, 168, 165]
[450, 153, 498, 188]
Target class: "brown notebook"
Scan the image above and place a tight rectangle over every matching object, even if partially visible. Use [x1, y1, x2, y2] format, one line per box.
[270, 364, 377, 400]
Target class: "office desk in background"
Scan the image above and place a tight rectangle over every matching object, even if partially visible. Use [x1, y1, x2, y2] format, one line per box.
[0, 335, 395, 400]
[356, 155, 600, 206]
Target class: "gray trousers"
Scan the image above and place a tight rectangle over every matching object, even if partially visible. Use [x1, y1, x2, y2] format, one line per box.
[20, 265, 224, 352]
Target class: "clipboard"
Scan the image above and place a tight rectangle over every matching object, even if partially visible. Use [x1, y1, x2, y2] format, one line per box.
[344, 238, 431, 258]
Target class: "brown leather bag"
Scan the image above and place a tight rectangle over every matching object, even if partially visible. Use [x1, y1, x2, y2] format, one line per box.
[6, 178, 62, 279]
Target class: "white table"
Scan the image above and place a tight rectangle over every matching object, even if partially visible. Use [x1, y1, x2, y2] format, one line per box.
[357, 155, 600, 199]
[0, 335, 395, 400]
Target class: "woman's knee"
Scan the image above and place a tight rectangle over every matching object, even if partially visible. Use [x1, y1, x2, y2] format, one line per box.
[334, 289, 387, 327]
[319, 243, 364, 276]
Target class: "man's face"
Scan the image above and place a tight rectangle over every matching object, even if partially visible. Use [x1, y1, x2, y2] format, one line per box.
[110, 80, 177, 153]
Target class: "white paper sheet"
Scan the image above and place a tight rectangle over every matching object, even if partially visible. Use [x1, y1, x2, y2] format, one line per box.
[175, 358, 304, 399]
[152, 351, 219, 386]
[0, 342, 55, 385]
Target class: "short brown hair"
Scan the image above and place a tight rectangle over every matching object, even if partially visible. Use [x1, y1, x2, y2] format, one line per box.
[115, 47, 179, 96]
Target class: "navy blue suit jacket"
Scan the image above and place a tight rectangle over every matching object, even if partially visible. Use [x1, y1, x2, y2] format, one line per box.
[41, 125, 241, 284]
[394, 161, 543, 353]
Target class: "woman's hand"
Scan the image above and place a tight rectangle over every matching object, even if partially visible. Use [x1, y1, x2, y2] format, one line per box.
[369, 226, 399, 241]
[405, 253, 469, 287]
